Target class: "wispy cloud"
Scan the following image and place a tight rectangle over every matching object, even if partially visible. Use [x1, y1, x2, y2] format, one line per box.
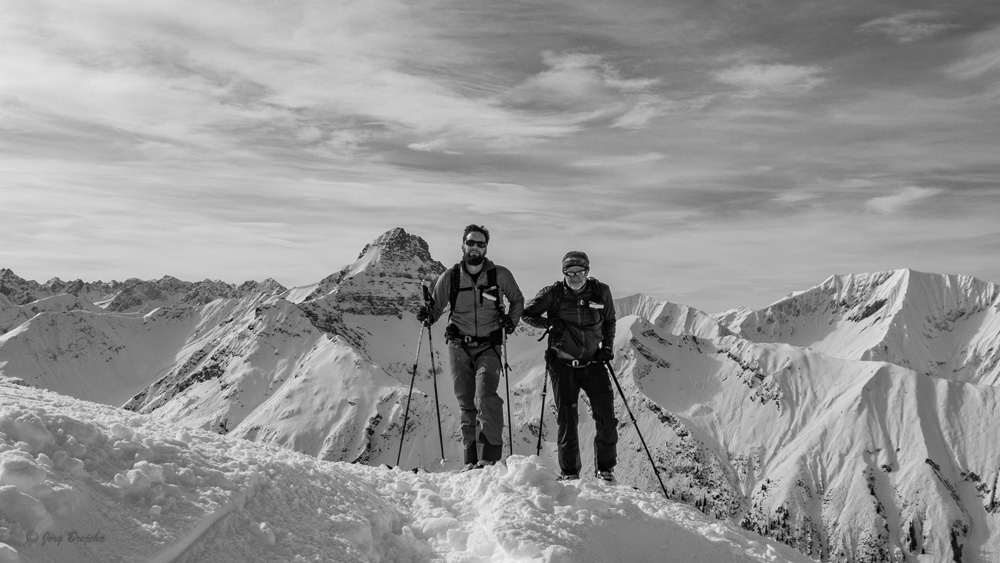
[503, 51, 670, 129]
[857, 11, 960, 43]
[407, 139, 461, 154]
[947, 26, 1000, 80]
[714, 63, 825, 97]
[570, 153, 665, 168]
[866, 187, 943, 214]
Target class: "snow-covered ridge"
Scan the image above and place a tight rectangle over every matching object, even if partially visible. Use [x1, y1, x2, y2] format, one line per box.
[734, 268, 1000, 385]
[616, 293, 729, 340]
[3, 233, 1000, 562]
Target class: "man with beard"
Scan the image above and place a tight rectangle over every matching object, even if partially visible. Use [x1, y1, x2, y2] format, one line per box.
[521, 251, 618, 482]
[419, 225, 524, 469]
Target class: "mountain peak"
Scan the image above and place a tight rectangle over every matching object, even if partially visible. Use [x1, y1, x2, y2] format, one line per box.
[353, 227, 437, 272]
[0, 268, 44, 305]
[294, 228, 446, 320]
[328, 228, 444, 287]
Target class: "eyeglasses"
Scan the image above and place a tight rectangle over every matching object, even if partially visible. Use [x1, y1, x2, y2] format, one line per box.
[464, 239, 487, 248]
[563, 268, 588, 277]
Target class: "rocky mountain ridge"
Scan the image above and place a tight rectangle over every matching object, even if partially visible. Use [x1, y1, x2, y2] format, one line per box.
[0, 268, 287, 318]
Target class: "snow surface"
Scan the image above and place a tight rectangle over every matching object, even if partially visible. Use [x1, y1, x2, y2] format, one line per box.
[0, 381, 812, 563]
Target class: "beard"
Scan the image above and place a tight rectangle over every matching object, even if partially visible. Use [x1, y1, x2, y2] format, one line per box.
[464, 252, 485, 266]
[566, 277, 586, 291]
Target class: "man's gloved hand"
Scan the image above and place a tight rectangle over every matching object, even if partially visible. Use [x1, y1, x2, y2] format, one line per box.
[500, 315, 516, 335]
[547, 318, 566, 334]
[595, 347, 614, 363]
[416, 305, 432, 325]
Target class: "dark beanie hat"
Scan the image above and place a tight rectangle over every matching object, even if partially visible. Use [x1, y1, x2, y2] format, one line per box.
[562, 251, 590, 270]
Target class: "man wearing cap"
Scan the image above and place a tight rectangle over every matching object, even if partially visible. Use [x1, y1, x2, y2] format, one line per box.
[521, 251, 618, 482]
[419, 225, 524, 470]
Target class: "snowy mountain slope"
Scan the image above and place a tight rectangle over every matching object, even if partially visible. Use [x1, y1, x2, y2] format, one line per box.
[476, 281, 1000, 562]
[17, 295, 105, 318]
[617, 294, 730, 340]
[0, 230, 459, 470]
[0, 380, 813, 563]
[120, 228, 457, 469]
[610, 312, 1000, 561]
[0, 295, 29, 336]
[733, 269, 1000, 386]
[4, 232, 1000, 562]
[0, 294, 280, 406]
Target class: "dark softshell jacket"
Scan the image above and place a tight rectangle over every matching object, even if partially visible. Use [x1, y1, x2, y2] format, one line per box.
[522, 278, 616, 361]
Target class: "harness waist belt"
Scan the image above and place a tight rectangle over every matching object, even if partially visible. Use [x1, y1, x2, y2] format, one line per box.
[456, 334, 495, 345]
[551, 356, 597, 368]
[446, 325, 501, 346]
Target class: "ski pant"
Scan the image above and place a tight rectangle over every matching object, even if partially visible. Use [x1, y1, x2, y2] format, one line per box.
[448, 341, 504, 449]
[548, 359, 618, 475]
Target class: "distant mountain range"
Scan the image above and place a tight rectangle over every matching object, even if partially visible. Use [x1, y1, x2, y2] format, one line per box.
[3, 227, 1000, 562]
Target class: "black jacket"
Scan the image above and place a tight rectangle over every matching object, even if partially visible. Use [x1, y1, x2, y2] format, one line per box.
[522, 278, 616, 361]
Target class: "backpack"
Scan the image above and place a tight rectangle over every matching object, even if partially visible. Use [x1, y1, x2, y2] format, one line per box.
[448, 263, 501, 321]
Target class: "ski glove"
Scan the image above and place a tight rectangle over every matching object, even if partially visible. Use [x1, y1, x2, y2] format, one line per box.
[595, 347, 614, 363]
[416, 305, 432, 325]
[499, 315, 516, 335]
[547, 318, 566, 334]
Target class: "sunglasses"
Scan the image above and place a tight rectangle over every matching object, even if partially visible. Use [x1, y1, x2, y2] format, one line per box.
[464, 239, 487, 248]
[563, 268, 588, 277]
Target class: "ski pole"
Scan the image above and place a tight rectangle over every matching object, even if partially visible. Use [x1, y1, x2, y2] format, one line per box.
[536, 366, 548, 456]
[495, 302, 514, 457]
[396, 323, 426, 467]
[502, 335, 513, 456]
[423, 284, 446, 464]
[605, 361, 668, 498]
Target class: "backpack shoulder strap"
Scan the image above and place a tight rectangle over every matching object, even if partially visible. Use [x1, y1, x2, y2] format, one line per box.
[485, 267, 500, 309]
[547, 281, 564, 318]
[448, 263, 463, 320]
[584, 278, 606, 319]
[536, 281, 565, 342]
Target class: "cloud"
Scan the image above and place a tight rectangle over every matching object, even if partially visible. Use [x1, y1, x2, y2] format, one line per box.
[504, 51, 670, 129]
[570, 153, 665, 168]
[713, 64, 825, 96]
[407, 139, 460, 154]
[947, 26, 1000, 80]
[866, 187, 943, 214]
[857, 11, 959, 44]
[0, 0, 587, 163]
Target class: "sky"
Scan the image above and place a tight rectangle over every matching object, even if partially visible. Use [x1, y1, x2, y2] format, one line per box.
[1, 0, 999, 314]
